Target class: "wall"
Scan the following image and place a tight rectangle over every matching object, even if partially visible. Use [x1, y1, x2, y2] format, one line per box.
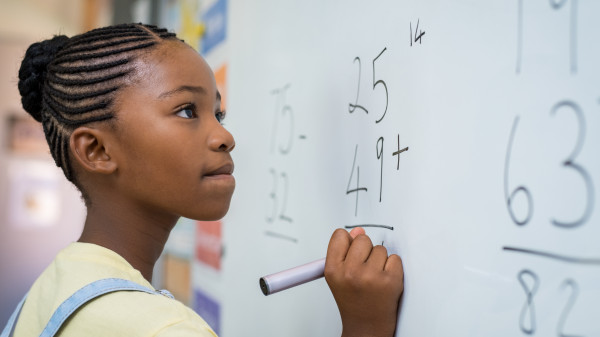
[0, 0, 112, 324]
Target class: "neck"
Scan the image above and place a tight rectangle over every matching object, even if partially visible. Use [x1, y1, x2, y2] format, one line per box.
[78, 199, 178, 282]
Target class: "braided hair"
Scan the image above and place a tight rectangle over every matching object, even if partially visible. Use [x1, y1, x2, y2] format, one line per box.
[18, 23, 179, 189]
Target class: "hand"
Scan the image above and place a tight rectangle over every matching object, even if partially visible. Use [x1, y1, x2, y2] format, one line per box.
[324, 228, 404, 337]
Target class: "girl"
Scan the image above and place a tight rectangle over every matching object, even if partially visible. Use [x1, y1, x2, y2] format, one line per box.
[5, 23, 404, 337]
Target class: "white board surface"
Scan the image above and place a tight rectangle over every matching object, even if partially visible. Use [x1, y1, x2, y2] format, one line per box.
[219, 1, 600, 336]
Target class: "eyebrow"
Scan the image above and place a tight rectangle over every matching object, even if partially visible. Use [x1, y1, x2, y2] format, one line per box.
[157, 85, 206, 99]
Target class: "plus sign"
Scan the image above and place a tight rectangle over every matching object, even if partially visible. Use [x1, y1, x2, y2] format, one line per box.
[392, 134, 408, 170]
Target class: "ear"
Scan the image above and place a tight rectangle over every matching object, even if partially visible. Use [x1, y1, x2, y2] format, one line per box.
[70, 127, 118, 175]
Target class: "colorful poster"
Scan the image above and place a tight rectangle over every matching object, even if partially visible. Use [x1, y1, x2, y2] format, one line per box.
[195, 220, 222, 270]
[214, 64, 227, 111]
[160, 0, 204, 52]
[193, 288, 221, 335]
[7, 160, 61, 228]
[7, 116, 48, 154]
[201, 0, 227, 55]
[162, 254, 192, 304]
[164, 217, 195, 259]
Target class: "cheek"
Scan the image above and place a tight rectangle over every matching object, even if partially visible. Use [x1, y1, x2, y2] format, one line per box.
[120, 118, 190, 167]
[116, 126, 193, 189]
[134, 141, 197, 184]
[112, 116, 233, 218]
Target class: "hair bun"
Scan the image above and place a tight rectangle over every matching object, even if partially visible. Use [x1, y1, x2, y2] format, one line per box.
[18, 35, 70, 122]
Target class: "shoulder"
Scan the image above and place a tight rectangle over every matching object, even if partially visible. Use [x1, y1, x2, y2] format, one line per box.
[59, 290, 217, 337]
[14, 243, 216, 336]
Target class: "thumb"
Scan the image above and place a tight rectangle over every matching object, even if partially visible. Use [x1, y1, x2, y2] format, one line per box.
[349, 227, 365, 239]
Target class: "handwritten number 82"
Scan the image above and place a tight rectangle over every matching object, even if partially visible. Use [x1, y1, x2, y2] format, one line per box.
[517, 269, 582, 336]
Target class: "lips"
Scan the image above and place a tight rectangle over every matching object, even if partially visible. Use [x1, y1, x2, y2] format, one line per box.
[204, 162, 234, 177]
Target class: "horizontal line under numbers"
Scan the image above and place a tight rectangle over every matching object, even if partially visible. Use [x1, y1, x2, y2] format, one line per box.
[344, 224, 394, 230]
[264, 230, 298, 243]
[503, 246, 600, 265]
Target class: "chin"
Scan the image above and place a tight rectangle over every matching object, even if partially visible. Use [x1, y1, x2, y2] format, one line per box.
[186, 201, 231, 221]
[199, 212, 228, 221]
[182, 187, 234, 221]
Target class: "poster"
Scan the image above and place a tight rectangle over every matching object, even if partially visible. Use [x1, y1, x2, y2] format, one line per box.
[7, 159, 61, 228]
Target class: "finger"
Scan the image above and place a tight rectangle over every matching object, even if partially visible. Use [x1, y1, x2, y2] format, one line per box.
[326, 228, 352, 264]
[384, 254, 404, 278]
[349, 227, 365, 239]
[345, 234, 373, 264]
[366, 245, 388, 271]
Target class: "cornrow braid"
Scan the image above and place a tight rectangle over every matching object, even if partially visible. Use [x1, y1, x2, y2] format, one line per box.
[18, 23, 179, 186]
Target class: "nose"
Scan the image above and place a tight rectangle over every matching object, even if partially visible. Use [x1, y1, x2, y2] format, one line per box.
[209, 123, 235, 152]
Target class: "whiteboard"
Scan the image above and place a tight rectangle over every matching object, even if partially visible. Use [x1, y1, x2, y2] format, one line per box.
[218, 1, 600, 336]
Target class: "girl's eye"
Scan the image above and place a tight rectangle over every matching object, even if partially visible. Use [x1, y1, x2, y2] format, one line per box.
[175, 105, 197, 119]
[215, 110, 226, 124]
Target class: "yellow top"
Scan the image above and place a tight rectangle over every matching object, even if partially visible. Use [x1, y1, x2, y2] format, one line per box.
[13, 242, 217, 337]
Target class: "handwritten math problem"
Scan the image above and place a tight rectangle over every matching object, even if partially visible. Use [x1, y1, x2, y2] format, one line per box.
[250, 0, 600, 337]
[263, 20, 422, 241]
[225, 1, 600, 336]
[264, 83, 304, 243]
[503, 100, 597, 335]
[506, 2, 598, 335]
[346, 47, 408, 216]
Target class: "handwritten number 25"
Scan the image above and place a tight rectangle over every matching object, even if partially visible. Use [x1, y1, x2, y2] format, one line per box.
[348, 47, 389, 123]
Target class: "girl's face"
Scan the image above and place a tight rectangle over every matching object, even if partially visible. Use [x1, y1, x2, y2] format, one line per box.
[109, 40, 235, 221]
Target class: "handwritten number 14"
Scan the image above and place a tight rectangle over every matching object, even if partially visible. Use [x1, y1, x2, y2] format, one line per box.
[410, 19, 425, 46]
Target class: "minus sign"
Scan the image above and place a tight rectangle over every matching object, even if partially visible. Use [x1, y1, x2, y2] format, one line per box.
[344, 224, 394, 230]
[299, 135, 307, 139]
[265, 231, 299, 243]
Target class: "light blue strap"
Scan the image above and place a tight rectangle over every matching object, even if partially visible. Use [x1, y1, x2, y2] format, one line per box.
[0, 293, 28, 337]
[38, 278, 169, 337]
[1, 278, 173, 337]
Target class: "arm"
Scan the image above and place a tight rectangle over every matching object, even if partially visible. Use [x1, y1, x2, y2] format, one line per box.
[324, 228, 404, 337]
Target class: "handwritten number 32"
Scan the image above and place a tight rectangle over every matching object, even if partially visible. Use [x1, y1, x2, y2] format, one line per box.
[266, 169, 293, 223]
